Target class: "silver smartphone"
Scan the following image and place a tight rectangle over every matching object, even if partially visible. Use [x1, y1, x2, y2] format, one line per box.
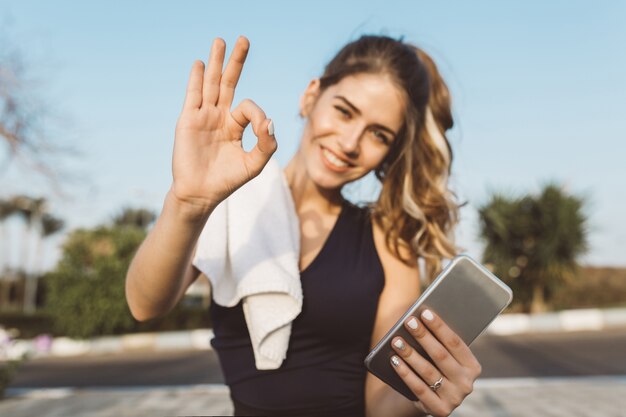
[364, 254, 513, 401]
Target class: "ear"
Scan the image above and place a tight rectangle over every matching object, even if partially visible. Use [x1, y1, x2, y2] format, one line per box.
[299, 79, 321, 118]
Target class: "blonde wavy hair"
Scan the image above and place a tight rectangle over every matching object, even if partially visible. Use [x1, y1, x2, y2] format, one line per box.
[319, 36, 460, 281]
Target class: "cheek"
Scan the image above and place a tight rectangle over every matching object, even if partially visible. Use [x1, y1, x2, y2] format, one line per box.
[306, 109, 337, 141]
[362, 144, 390, 169]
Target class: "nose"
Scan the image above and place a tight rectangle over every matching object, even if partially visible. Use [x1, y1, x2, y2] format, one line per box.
[337, 124, 364, 156]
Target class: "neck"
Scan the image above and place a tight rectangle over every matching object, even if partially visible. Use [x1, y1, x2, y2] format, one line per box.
[284, 149, 344, 214]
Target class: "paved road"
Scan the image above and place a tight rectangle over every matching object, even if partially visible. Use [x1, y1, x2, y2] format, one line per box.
[474, 327, 626, 377]
[8, 328, 626, 388]
[4, 329, 626, 417]
[3, 378, 626, 417]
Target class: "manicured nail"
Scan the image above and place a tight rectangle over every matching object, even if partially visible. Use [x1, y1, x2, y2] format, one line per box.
[391, 356, 400, 367]
[393, 339, 405, 350]
[422, 309, 434, 321]
[407, 317, 419, 330]
[267, 120, 274, 136]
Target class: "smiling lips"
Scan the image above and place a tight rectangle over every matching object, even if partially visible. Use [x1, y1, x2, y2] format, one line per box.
[320, 145, 354, 173]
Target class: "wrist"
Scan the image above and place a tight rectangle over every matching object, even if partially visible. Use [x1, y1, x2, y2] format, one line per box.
[165, 187, 218, 225]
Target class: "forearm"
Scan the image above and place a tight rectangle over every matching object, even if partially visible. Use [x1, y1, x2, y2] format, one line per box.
[368, 384, 428, 417]
[125, 189, 215, 321]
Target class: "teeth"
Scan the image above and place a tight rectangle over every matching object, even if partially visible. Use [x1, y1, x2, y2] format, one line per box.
[323, 148, 348, 168]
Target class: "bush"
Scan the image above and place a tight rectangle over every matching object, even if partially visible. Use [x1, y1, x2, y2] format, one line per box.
[42, 225, 147, 339]
[0, 311, 55, 338]
[550, 266, 626, 310]
[1, 304, 211, 340]
[31, 219, 213, 339]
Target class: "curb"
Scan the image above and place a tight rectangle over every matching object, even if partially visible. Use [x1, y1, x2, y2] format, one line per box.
[3, 329, 214, 360]
[485, 307, 626, 335]
[3, 308, 626, 359]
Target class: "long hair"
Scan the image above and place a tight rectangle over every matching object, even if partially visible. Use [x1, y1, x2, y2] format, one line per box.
[319, 35, 459, 281]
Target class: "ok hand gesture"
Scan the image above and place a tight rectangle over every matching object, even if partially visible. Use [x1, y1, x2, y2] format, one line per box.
[171, 36, 277, 216]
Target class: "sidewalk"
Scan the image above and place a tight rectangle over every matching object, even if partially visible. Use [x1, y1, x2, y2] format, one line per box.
[2, 376, 626, 417]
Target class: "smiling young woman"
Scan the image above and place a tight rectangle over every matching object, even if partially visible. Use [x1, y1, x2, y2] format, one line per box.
[126, 35, 478, 417]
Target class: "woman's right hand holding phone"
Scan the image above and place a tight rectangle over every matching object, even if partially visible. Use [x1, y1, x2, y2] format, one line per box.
[171, 36, 277, 219]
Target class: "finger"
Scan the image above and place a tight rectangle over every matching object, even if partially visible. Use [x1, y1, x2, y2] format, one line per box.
[231, 98, 265, 132]
[391, 337, 445, 390]
[183, 60, 205, 110]
[420, 309, 482, 373]
[391, 355, 463, 416]
[389, 355, 443, 410]
[230, 99, 277, 174]
[404, 315, 461, 379]
[217, 36, 250, 109]
[203, 38, 226, 107]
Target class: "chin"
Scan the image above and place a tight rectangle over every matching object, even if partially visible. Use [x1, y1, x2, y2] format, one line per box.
[310, 170, 345, 191]
[313, 167, 367, 192]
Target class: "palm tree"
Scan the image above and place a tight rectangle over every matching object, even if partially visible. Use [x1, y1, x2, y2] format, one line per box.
[0, 199, 17, 269]
[478, 183, 588, 313]
[29, 213, 65, 310]
[10, 195, 47, 313]
[0, 198, 17, 309]
[38, 213, 65, 271]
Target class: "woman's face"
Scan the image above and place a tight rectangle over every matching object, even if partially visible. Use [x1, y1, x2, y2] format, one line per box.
[298, 73, 406, 190]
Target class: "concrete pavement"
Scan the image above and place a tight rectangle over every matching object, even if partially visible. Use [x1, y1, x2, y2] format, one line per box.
[2, 376, 626, 417]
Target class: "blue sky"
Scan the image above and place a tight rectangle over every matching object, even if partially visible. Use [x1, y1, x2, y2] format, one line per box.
[2, 0, 625, 269]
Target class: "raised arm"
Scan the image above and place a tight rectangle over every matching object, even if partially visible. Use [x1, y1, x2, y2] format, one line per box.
[125, 36, 277, 321]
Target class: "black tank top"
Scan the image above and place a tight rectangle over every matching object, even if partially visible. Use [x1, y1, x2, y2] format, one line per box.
[210, 200, 385, 417]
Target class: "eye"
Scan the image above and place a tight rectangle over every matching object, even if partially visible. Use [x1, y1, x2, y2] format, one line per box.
[334, 105, 352, 119]
[371, 129, 390, 145]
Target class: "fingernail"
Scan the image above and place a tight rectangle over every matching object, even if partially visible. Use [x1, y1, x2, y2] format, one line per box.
[407, 317, 419, 330]
[267, 120, 274, 136]
[422, 309, 434, 321]
[391, 356, 400, 367]
[393, 339, 405, 350]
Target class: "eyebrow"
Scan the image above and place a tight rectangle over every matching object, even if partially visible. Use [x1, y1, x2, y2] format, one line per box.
[334, 95, 398, 137]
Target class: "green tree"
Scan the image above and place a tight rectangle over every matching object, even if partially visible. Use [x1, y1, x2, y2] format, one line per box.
[113, 207, 156, 230]
[43, 225, 146, 338]
[478, 183, 588, 313]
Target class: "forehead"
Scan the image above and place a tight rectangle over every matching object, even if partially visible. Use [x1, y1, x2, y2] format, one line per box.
[324, 73, 406, 130]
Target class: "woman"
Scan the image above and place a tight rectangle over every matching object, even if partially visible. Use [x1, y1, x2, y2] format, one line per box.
[126, 35, 482, 417]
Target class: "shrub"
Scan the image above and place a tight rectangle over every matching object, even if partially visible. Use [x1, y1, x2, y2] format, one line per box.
[42, 225, 146, 339]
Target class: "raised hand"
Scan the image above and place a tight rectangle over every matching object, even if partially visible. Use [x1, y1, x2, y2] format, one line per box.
[389, 309, 482, 417]
[171, 36, 277, 217]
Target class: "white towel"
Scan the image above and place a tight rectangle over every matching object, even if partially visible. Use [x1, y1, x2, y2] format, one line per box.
[192, 158, 302, 370]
